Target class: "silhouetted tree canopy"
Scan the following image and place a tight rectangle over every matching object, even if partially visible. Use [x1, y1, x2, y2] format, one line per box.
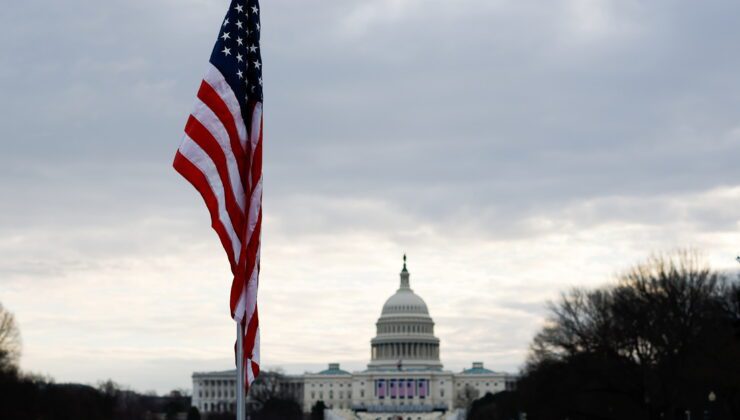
[253, 397, 302, 420]
[466, 391, 519, 420]
[310, 400, 326, 420]
[311, 400, 326, 420]
[187, 406, 201, 420]
[519, 251, 740, 420]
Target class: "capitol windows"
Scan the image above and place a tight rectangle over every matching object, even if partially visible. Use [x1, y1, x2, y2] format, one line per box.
[329, 390, 334, 399]
[361, 389, 365, 397]
[311, 391, 315, 399]
[320, 391, 324, 399]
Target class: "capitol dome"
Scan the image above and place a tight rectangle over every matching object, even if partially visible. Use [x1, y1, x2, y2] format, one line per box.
[368, 256, 443, 371]
[380, 268, 429, 316]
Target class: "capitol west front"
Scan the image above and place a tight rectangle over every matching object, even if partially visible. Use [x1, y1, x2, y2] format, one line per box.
[192, 258, 516, 418]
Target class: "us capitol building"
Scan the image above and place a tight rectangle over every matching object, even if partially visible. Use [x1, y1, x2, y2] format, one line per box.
[192, 257, 517, 419]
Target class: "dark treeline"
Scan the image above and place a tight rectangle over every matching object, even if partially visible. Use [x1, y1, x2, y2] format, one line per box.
[0, 371, 192, 419]
[468, 251, 740, 420]
[0, 303, 195, 419]
[0, 366, 303, 420]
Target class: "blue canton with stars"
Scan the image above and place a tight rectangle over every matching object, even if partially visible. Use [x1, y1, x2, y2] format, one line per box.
[210, 0, 263, 107]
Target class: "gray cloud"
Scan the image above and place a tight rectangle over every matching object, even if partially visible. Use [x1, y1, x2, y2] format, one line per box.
[1, 0, 739, 393]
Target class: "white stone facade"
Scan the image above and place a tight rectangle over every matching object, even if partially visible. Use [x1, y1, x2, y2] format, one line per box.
[192, 370, 237, 414]
[192, 258, 517, 416]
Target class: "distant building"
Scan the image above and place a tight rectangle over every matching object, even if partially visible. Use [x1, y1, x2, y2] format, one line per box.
[192, 257, 517, 417]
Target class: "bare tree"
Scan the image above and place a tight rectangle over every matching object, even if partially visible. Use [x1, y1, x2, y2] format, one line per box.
[248, 369, 291, 404]
[0, 303, 21, 373]
[528, 250, 725, 369]
[455, 384, 480, 409]
[522, 250, 740, 419]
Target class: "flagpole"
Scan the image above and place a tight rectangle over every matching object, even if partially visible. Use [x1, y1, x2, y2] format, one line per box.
[237, 321, 245, 420]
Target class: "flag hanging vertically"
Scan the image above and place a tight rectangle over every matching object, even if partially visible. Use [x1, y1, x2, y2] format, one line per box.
[173, 0, 263, 392]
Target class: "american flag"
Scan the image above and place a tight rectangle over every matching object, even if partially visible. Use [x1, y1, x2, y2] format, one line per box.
[173, 0, 263, 390]
[418, 379, 427, 398]
[377, 379, 386, 398]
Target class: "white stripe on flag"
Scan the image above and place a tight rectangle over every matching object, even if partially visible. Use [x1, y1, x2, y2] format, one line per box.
[204, 64, 248, 152]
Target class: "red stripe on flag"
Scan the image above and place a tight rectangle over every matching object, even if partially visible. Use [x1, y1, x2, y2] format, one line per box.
[250, 360, 260, 380]
[250, 117, 263, 184]
[244, 305, 259, 357]
[173, 152, 237, 272]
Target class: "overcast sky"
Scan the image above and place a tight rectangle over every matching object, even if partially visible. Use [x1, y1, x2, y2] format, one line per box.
[1, 0, 739, 394]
